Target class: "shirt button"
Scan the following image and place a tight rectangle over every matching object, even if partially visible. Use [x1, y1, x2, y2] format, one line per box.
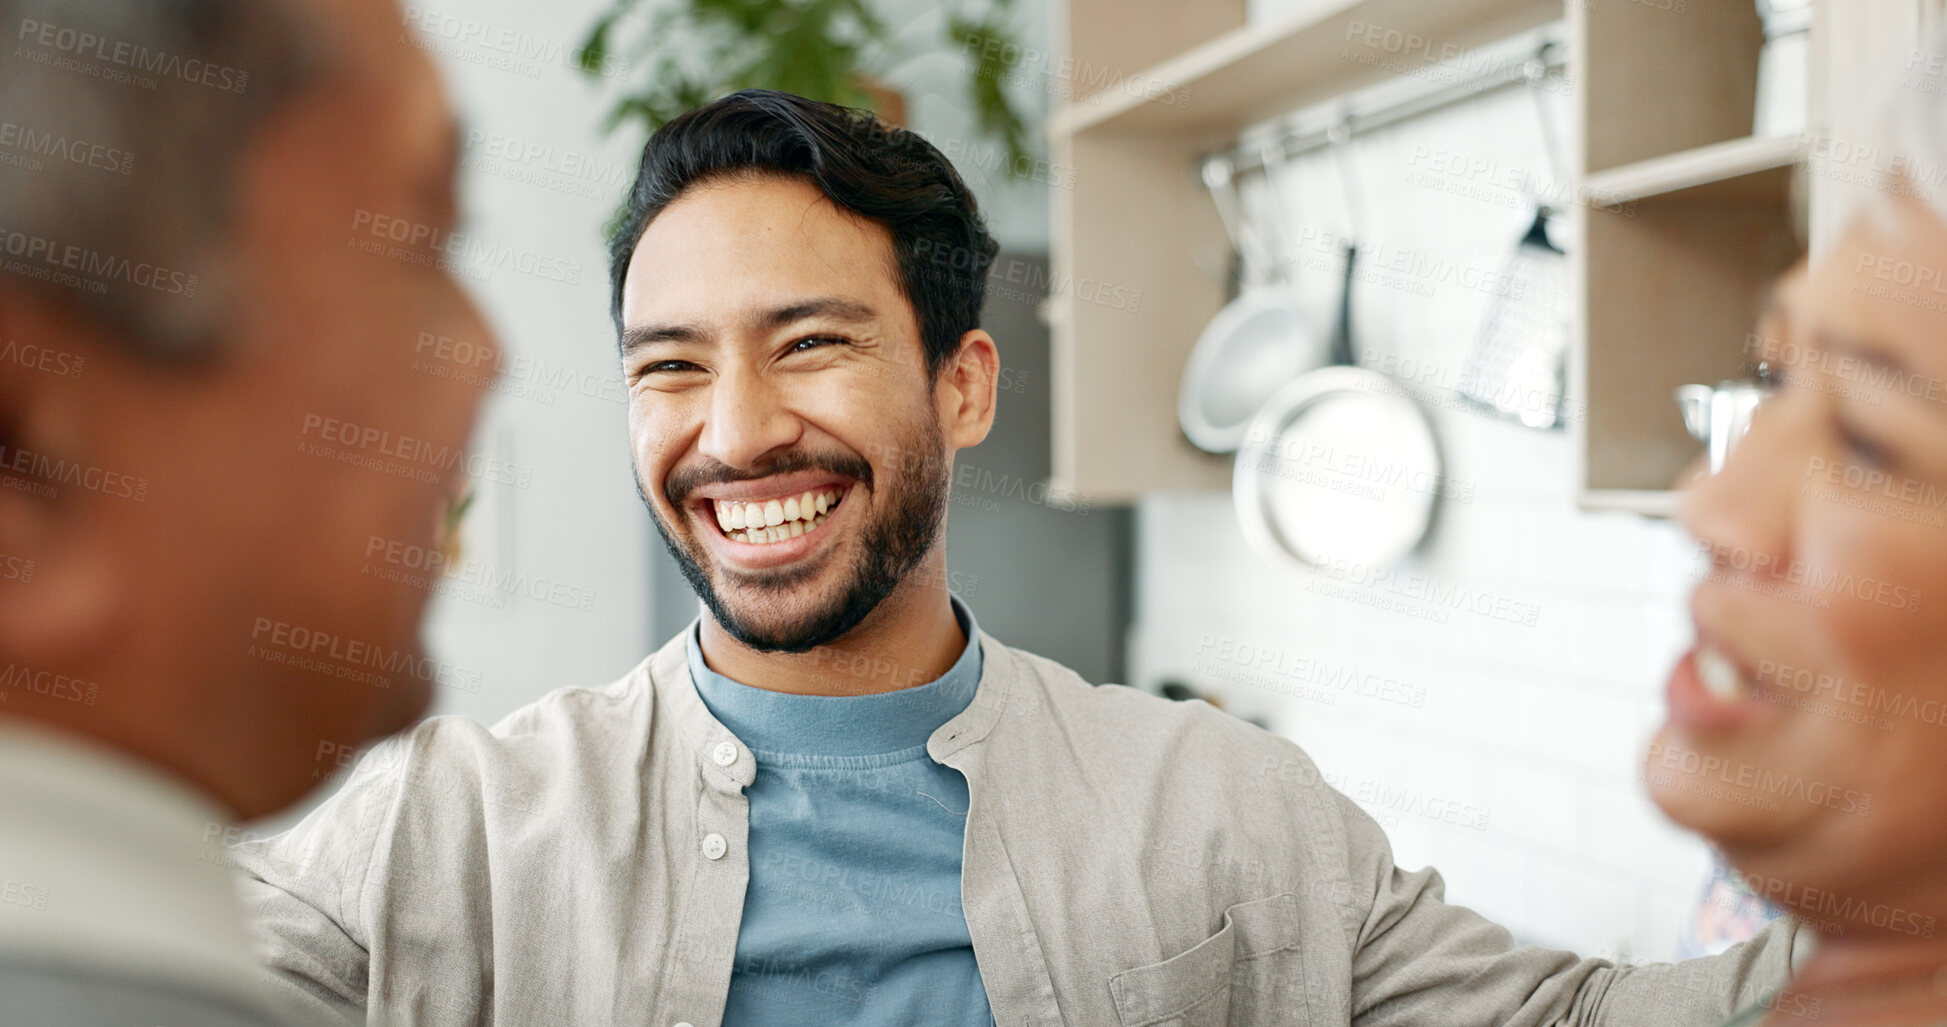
[711, 741, 738, 767]
[702, 833, 728, 860]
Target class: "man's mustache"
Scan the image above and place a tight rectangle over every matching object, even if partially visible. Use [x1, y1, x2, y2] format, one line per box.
[663, 449, 875, 509]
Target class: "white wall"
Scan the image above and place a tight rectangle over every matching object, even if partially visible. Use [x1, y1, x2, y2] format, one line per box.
[1128, 71, 1718, 962]
[246, 0, 650, 834]
[877, 0, 1054, 252]
[402, 0, 656, 727]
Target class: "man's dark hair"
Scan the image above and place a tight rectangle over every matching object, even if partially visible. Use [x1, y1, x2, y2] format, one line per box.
[606, 89, 998, 378]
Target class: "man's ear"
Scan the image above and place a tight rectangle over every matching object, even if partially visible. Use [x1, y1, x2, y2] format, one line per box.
[937, 329, 1000, 452]
[0, 290, 122, 668]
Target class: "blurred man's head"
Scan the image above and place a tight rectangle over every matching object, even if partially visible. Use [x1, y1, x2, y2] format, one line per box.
[0, 0, 498, 819]
[609, 91, 999, 653]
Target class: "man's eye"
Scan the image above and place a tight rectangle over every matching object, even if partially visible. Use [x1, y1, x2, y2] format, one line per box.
[630, 360, 700, 382]
[790, 335, 846, 353]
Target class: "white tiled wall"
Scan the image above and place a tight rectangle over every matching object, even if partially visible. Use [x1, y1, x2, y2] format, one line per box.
[1127, 74, 1718, 962]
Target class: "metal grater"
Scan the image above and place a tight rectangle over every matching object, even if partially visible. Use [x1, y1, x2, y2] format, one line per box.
[1459, 207, 1571, 429]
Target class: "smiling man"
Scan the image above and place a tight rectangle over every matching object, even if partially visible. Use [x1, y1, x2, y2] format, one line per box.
[234, 90, 1807, 1026]
[621, 166, 981, 683]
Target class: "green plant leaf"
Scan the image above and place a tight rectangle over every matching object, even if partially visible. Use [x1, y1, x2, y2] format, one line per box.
[578, 16, 612, 75]
[950, 3, 1033, 176]
[580, 0, 1034, 178]
[576, 0, 649, 78]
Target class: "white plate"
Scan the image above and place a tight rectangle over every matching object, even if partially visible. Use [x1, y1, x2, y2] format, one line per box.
[1233, 367, 1441, 573]
[1178, 288, 1327, 453]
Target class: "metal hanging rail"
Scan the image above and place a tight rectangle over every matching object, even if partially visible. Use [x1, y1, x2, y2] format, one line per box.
[1205, 32, 1567, 181]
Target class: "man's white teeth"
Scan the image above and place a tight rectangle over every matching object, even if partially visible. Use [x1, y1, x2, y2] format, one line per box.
[716, 489, 844, 545]
[1697, 645, 1750, 702]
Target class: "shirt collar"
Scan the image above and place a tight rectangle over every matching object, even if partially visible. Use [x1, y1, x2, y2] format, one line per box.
[0, 718, 264, 981]
[685, 595, 983, 759]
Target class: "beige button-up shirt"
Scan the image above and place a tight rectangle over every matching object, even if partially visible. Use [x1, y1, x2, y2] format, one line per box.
[0, 719, 339, 1026]
[231, 628, 1803, 1026]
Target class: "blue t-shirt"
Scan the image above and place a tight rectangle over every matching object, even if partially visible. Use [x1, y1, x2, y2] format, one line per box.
[687, 599, 994, 1026]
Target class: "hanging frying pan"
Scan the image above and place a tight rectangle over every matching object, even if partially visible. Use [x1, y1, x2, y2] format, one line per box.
[1233, 367, 1443, 572]
[1178, 147, 1329, 453]
[1233, 121, 1442, 574]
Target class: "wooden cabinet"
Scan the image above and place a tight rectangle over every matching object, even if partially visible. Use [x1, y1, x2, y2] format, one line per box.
[1048, 0, 1560, 501]
[1050, 0, 1941, 508]
[1573, 0, 1945, 514]
[1570, 1, 1799, 515]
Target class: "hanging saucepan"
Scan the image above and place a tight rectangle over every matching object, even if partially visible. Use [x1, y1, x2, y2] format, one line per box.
[1177, 145, 1329, 453]
[1233, 367, 1443, 572]
[1233, 119, 1443, 573]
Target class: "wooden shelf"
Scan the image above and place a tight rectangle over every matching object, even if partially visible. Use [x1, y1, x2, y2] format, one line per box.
[1575, 172, 1802, 505]
[1049, 0, 1563, 139]
[1582, 135, 1805, 206]
[1570, 0, 1805, 515]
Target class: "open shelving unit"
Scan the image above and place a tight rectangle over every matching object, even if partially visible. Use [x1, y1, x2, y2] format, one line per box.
[1569, 1, 1810, 515]
[1049, 0, 1562, 501]
[1050, 0, 1929, 508]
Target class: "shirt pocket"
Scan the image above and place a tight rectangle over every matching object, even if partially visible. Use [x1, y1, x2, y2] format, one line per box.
[1108, 892, 1311, 1027]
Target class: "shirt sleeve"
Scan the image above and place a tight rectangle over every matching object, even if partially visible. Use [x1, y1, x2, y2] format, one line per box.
[1335, 788, 1804, 1026]
[225, 735, 416, 1025]
[0, 962, 325, 1027]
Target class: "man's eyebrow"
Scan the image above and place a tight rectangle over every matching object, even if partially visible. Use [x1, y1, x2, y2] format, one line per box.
[759, 297, 878, 331]
[619, 298, 879, 358]
[620, 321, 709, 358]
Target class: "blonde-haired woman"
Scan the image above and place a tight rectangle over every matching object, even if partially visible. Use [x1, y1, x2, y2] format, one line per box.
[1650, 40, 1947, 1027]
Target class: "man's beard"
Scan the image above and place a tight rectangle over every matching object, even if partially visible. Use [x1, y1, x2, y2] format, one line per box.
[643, 419, 950, 653]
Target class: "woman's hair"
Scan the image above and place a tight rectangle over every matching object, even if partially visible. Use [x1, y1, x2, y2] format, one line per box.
[1849, 29, 1947, 239]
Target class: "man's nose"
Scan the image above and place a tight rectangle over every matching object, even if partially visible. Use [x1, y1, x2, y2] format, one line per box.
[697, 368, 802, 469]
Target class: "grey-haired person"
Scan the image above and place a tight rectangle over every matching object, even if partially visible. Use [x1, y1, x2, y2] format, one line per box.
[0, 0, 499, 1022]
[1652, 33, 1947, 1027]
